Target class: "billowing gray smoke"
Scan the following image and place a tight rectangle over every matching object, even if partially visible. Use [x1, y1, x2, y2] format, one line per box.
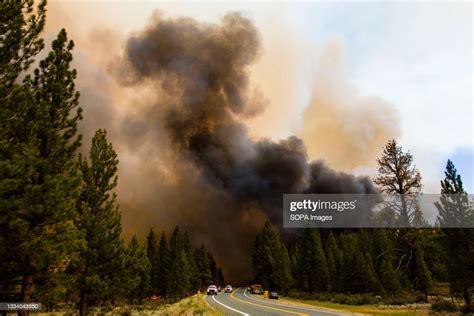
[115, 12, 376, 282]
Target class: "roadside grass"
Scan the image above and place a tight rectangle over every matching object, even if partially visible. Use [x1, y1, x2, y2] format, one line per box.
[248, 292, 430, 316]
[35, 294, 223, 315]
[279, 297, 430, 315]
[155, 294, 223, 316]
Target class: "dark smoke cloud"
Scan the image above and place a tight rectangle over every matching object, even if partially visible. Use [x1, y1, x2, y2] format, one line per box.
[115, 10, 376, 264]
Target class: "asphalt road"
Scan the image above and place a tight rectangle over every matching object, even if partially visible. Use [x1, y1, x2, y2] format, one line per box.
[204, 288, 349, 316]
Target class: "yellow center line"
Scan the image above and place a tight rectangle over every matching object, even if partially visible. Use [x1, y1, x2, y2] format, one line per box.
[230, 288, 309, 316]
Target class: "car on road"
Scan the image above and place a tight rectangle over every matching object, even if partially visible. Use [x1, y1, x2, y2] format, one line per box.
[269, 292, 279, 299]
[207, 285, 218, 295]
[224, 285, 233, 293]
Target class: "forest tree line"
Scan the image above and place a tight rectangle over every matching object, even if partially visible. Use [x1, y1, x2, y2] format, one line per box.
[252, 143, 473, 309]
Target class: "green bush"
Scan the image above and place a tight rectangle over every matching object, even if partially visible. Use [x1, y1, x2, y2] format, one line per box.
[460, 304, 473, 314]
[331, 293, 378, 305]
[431, 300, 458, 312]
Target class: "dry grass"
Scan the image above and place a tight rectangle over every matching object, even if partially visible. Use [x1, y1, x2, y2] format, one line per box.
[32, 294, 222, 316]
[275, 296, 431, 316]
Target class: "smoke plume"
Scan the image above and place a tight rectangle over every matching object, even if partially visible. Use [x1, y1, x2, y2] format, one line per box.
[300, 41, 400, 171]
[45, 5, 399, 282]
[110, 12, 378, 281]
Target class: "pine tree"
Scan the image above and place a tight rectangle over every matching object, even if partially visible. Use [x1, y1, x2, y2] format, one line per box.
[169, 226, 183, 260]
[364, 251, 378, 292]
[436, 160, 473, 227]
[208, 252, 218, 284]
[414, 242, 432, 302]
[272, 241, 293, 295]
[289, 244, 299, 286]
[435, 160, 473, 305]
[374, 139, 422, 226]
[297, 229, 329, 292]
[373, 229, 400, 295]
[167, 227, 193, 298]
[146, 229, 159, 295]
[252, 221, 277, 289]
[124, 235, 151, 305]
[325, 231, 342, 293]
[1, 2, 47, 294]
[167, 250, 192, 301]
[339, 233, 358, 293]
[252, 221, 292, 292]
[183, 231, 199, 290]
[379, 256, 400, 296]
[0, 0, 46, 91]
[0, 26, 83, 304]
[195, 245, 212, 288]
[350, 249, 377, 293]
[157, 232, 171, 298]
[76, 129, 123, 316]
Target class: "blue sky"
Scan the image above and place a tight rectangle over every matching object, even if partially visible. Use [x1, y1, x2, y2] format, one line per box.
[287, 1, 473, 192]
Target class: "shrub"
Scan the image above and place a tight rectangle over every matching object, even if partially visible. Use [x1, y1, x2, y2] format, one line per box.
[460, 304, 473, 314]
[331, 293, 378, 305]
[431, 300, 458, 312]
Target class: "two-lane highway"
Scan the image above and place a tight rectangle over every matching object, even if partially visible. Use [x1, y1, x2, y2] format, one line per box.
[204, 288, 349, 316]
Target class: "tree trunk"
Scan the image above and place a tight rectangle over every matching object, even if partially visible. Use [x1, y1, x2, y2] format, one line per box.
[463, 285, 471, 305]
[79, 291, 87, 316]
[18, 274, 33, 316]
[400, 195, 410, 226]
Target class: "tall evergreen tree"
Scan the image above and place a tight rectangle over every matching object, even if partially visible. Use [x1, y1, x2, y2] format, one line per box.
[379, 256, 400, 296]
[435, 160, 473, 305]
[414, 242, 432, 302]
[252, 221, 292, 292]
[272, 241, 293, 295]
[146, 229, 159, 295]
[208, 252, 218, 284]
[195, 245, 212, 288]
[0, 25, 83, 304]
[156, 231, 171, 298]
[124, 235, 151, 305]
[167, 250, 191, 301]
[296, 229, 329, 292]
[252, 221, 278, 289]
[436, 160, 473, 227]
[0, 0, 46, 91]
[183, 231, 199, 290]
[374, 139, 422, 226]
[169, 226, 183, 260]
[339, 233, 358, 293]
[75, 129, 123, 316]
[167, 226, 193, 298]
[325, 232, 342, 293]
[373, 229, 400, 295]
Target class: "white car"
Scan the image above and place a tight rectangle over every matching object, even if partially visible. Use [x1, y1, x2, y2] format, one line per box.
[224, 285, 233, 293]
[207, 285, 218, 295]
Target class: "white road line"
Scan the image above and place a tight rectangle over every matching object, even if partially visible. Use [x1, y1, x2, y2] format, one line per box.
[243, 289, 345, 316]
[210, 294, 250, 315]
[202, 294, 215, 310]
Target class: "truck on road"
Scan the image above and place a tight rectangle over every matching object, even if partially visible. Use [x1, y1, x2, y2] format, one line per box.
[250, 284, 263, 294]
